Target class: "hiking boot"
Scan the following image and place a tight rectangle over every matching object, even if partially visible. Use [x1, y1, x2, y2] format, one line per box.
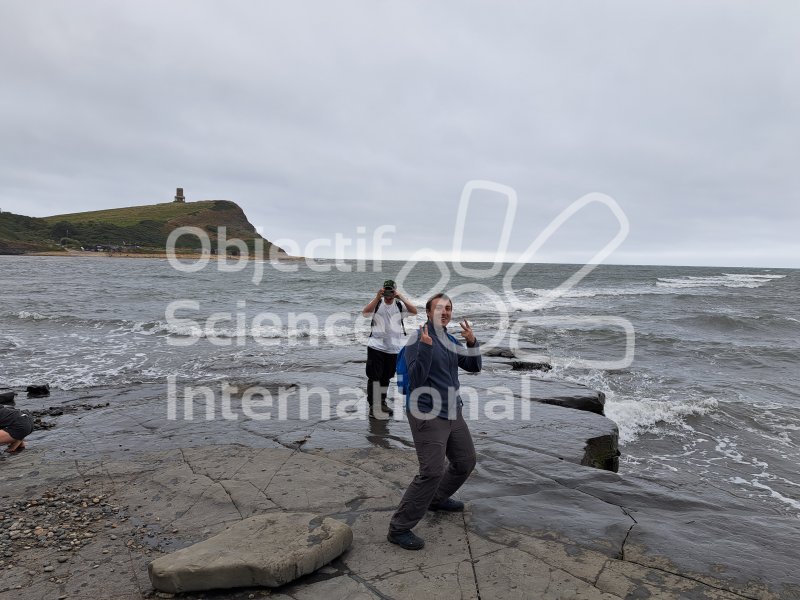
[387, 530, 425, 550]
[369, 401, 393, 419]
[429, 497, 465, 512]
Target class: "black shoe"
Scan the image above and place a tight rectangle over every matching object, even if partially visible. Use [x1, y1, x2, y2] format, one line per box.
[387, 529, 425, 550]
[429, 497, 465, 512]
[369, 401, 393, 419]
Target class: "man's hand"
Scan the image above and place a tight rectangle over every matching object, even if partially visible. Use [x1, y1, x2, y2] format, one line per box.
[420, 324, 432, 345]
[376, 287, 385, 300]
[459, 320, 476, 346]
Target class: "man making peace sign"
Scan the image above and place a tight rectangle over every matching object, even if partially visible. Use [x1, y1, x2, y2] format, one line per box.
[387, 292, 481, 550]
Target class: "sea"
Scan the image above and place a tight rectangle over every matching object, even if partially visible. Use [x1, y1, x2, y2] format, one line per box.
[1, 256, 798, 516]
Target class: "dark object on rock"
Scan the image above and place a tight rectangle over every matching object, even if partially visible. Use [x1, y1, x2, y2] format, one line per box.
[26, 402, 110, 431]
[0, 389, 16, 405]
[540, 390, 606, 416]
[485, 347, 516, 358]
[511, 361, 552, 372]
[27, 384, 50, 398]
[510, 378, 607, 416]
[33, 417, 56, 431]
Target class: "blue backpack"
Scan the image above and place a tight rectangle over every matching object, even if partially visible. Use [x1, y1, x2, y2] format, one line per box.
[395, 346, 411, 402]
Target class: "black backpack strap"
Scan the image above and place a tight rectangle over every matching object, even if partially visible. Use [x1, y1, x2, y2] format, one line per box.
[369, 301, 381, 338]
[396, 300, 406, 335]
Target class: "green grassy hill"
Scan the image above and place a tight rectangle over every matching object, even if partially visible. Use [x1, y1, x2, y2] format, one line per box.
[0, 212, 60, 254]
[0, 200, 285, 255]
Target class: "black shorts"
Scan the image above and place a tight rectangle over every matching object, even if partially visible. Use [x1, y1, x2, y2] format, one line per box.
[1, 411, 34, 441]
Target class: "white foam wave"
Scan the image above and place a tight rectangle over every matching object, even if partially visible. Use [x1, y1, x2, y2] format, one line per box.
[15, 310, 51, 320]
[125, 319, 375, 342]
[605, 396, 719, 444]
[657, 273, 786, 289]
[519, 286, 645, 299]
[730, 477, 800, 512]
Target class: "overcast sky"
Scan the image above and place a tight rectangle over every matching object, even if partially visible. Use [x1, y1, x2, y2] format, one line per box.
[1, 1, 798, 267]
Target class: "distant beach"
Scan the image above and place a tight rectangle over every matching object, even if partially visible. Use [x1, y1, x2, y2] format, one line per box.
[23, 249, 305, 260]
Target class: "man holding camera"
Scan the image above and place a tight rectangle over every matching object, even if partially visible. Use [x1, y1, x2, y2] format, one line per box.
[362, 279, 418, 418]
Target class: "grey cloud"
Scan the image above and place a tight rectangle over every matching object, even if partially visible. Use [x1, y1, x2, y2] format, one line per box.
[0, 0, 798, 267]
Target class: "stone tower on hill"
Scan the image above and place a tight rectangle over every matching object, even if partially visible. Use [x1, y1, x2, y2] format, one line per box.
[174, 188, 185, 203]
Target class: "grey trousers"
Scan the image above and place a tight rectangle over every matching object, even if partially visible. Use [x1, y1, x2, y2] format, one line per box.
[389, 408, 477, 533]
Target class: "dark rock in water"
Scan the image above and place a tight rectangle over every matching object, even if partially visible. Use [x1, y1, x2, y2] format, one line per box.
[0, 389, 16, 405]
[540, 389, 606, 416]
[511, 361, 552, 372]
[27, 384, 50, 398]
[473, 377, 606, 416]
[484, 347, 517, 358]
[583, 431, 620, 471]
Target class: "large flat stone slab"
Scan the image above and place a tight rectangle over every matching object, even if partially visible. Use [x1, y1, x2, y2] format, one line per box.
[148, 512, 353, 593]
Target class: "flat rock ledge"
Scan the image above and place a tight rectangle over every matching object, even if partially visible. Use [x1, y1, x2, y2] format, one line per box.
[148, 513, 353, 594]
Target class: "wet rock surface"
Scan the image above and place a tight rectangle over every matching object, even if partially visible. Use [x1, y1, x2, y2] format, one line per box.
[0, 373, 797, 599]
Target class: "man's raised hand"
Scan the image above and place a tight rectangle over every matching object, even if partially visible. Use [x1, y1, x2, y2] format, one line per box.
[420, 324, 432, 345]
[460, 320, 476, 346]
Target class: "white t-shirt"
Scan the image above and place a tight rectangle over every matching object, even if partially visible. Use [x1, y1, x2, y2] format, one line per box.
[367, 300, 405, 354]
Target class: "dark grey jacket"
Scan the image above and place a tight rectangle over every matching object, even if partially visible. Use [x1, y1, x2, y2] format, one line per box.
[405, 321, 481, 419]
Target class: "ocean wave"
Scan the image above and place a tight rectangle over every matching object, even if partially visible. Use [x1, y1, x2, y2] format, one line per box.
[124, 319, 374, 341]
[452, 286, 654, 315]
[667, 312, 800, 336]
[532, 362, 721, 444]
[9, 310, 129, 328]
[606, 396, 719, 444]
[656, 273, 786, 289]
[518, 286, 648, 299]
[0, 335, 23, 355]
[730, 477, 800, 512]
[14, 310, 51, 321]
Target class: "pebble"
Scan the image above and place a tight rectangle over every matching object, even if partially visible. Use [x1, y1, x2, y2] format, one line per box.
[0, 488, 122, 557]
[44, 565, 55, 572]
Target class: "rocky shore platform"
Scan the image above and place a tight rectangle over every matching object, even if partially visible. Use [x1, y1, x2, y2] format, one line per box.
[1, 363, 798, 599]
